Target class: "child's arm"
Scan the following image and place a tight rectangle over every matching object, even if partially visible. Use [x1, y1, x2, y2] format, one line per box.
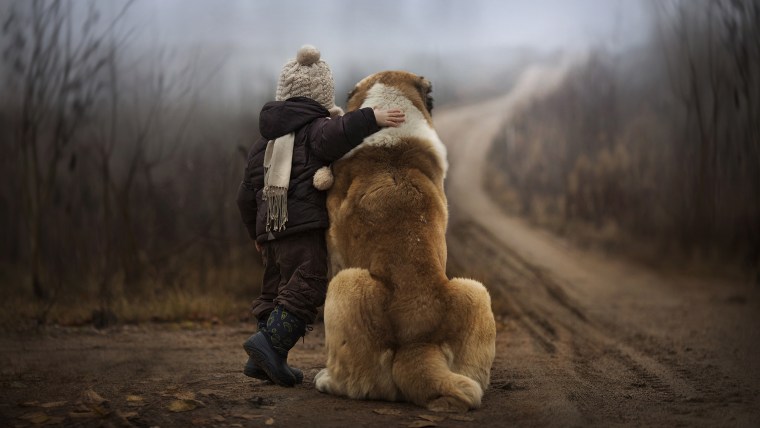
[308, 108, 405, 162]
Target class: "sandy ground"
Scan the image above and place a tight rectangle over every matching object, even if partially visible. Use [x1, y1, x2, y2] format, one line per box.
[438, 63, 760, 427]
[2, 64, 760, 427]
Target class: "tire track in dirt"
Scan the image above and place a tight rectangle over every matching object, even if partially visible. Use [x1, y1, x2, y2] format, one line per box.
[437, 62, 758, 425]
[446, 214, 719, 423]
[449, 218, 694, 400]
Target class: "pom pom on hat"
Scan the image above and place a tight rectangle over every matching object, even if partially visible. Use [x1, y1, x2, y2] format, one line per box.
[313, 166, 334, 190]
[297, 45, 321, 66]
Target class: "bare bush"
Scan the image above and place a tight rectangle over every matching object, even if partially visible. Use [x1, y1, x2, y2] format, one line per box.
[0, 0, 261, 325]
[487, 0, 760, 271]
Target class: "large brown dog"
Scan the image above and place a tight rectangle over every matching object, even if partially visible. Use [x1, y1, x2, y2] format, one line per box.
[314, 71, 496, 412]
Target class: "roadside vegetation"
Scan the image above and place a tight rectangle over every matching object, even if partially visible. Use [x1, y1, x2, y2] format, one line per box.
[485, 0, 760, 278]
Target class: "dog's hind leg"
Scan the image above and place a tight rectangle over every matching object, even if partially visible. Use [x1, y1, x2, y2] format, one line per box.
[445, 277, 496, 391]
[318, 268, 400, 401]
[392, 343, 483, 412]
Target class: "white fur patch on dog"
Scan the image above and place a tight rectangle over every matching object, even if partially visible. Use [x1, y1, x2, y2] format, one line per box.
[343, 83, 449, 177]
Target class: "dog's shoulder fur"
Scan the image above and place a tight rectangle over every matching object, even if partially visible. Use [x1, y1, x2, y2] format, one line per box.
[316, 71, 496, 412]
[343, 71, 447, 175]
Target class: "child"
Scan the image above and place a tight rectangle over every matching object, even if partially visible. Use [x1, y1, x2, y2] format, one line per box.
[236, 45, 405, 386]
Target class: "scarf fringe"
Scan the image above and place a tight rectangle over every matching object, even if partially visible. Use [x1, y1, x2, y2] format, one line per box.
[263, 186, 288, 232]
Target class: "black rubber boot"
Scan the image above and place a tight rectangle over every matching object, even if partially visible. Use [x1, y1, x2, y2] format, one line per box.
[243, 306, 306, 387]
[243, 320, 304, 383]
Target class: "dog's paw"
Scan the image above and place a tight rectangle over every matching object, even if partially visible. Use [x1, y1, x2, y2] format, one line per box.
[314, 368, 331, 393]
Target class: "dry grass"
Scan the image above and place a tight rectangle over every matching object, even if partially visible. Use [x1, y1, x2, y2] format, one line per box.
[483, 172, 752, 281]
[0, 260, 263, 330]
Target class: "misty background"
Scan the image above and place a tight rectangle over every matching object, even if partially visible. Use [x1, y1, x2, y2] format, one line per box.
[1, 0, 757, 328]
[119, 0, 650, 108]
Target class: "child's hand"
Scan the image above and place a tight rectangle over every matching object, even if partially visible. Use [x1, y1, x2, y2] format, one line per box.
[373, 108, 405, 127]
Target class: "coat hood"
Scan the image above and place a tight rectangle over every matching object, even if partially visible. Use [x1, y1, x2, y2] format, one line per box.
[259, 97, 329, 140]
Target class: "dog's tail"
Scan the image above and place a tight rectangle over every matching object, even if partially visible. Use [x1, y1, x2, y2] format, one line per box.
[392, 342, 483, 412]
[391, 276, 495, 412]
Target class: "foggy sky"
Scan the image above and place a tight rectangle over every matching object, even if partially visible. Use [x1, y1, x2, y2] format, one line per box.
[129, 0, 649, 52]
[94, 0, 652, 109]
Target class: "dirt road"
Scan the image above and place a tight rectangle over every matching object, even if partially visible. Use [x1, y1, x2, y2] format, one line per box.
[439, 63, 760, 426]
[2, 64, 759, 427]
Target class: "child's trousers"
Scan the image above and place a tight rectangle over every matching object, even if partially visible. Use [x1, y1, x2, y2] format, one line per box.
[251, 230, 328, 324]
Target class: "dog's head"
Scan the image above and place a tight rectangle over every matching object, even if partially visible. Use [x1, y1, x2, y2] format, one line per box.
[347, 71, 434, 124]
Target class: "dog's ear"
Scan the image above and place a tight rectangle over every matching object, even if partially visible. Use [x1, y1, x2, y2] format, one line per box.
[416, 76, 434, 114]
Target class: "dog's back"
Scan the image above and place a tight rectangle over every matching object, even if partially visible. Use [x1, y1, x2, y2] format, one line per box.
[327, 138, 448, 283]
[316, 71, 496, 412]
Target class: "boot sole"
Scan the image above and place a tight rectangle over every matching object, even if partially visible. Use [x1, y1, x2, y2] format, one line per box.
[243, 360, 270, 381]
[243, 358, 304, 384]
[243, 333, 297, 387]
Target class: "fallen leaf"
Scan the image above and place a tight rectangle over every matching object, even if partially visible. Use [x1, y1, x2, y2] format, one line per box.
[408, 421, 437, 428]
[234, 413, 263, 420]
[19, 401, 40, 407]
[449, 414, 475, 421]
[167, 399, 204, 413]
[373, 408, 402, 416]
[119, 411, 139, 419]
[174, 391, 196, 400]
[198, 388, 221, 397]
[81, 389, 107, 404]
[40, 401, 67, 408]
[46, 416, 65, 425]
[265, 417, 275, 425]
[87, 404, 111, 417]
[18, 412, 49, 424]
[212, 415, 226, 422]
[126, 395, 145, 407]
[495, 381, 527, 391]
[248, 396, 265, 406]
[161, 385, 181, 396]
[10, 381, 27, 388]
[68, 410, 99, 418]
[418, 414, 446, 422]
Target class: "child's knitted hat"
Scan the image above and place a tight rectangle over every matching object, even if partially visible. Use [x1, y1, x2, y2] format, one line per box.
[276, 45, 344, 117]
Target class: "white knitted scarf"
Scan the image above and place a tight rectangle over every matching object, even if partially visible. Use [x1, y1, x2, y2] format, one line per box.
[263, 132, 295, 232]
